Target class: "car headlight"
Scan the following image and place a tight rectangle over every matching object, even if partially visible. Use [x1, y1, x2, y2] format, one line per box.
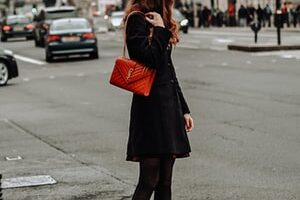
[3, 49, 14, 56]
[180, 19, 188, 26]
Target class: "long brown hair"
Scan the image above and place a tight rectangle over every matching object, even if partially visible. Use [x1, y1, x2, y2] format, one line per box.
[124, 0, 179, 44]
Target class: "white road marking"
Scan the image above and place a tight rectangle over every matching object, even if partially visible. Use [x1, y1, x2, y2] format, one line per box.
[76, 73, 85, 77]
[246, 61, 252, 64]
[177, 44, 199, 49]
[23, 78, 30, 82]
[213, 38, 234, 44]
[49, 76, 55, 79]
[14, 54, 46, 65]
[222, 62, 228, 66]
[252, 50, 300, 60]
[5, 156, 23, 161]
[281, 54, 293, 59]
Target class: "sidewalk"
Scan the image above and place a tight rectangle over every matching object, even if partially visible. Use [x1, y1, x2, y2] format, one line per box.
[0, 119, 134, 200]
[188, 26, 300, 33]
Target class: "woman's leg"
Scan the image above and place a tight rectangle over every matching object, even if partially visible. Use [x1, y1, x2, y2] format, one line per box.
[132, 158, 161, 200]
[154, 157, 175, 200]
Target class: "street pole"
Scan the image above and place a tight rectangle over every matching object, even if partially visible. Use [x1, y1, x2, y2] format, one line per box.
[276, 0, 281, 45]
[0, 174, 3, 200]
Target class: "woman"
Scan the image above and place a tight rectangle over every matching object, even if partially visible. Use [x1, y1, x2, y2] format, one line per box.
[124, 0, 194, 199]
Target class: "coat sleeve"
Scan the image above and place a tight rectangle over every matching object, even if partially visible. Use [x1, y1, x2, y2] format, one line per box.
[177, 83, 190, 114]
[126, 14, 171, 69]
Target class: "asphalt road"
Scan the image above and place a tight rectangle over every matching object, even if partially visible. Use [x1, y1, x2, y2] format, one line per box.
[1, 28, 300, 200]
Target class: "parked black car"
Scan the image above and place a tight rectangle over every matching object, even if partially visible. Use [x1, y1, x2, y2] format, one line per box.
[1, 15, 34, 42]
[45, 18, 99, 62]
[0, 48, 18, 86]
[33, 6, 78, 47]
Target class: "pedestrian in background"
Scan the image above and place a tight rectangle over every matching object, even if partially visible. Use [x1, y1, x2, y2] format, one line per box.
[228, 2, 236, 26]
[296, 5, 300, 27]
[202, 6, 211, 27]
[238, 5, 248, 27]
[123, 0, 194, 198]
[263, 4, 272, 27]
[247, 4, 255, 25]
[216, 8, 224, 27]
[281, 2, 290, 27]
[256, 4, 264, 26]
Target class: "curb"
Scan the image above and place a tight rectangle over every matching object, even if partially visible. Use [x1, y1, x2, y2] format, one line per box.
[228, 44, 300, 52]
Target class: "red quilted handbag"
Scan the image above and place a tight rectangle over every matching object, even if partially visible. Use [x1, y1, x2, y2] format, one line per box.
[109, 11, 156, 96]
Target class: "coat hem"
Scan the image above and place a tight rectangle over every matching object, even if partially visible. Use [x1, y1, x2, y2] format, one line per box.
[126, 152, 190, 162]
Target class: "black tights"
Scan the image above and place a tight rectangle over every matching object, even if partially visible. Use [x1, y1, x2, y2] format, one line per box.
[132, 157, 175, 200]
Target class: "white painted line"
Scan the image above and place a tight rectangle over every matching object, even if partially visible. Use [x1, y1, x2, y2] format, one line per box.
[14, 54, 46, 65]
[23, 78, 30, 82]
[281, 54, 293, 59]
[221, 62, 228, 66]
[177, 44, 199, 49]
[76, 73, 85, 77]
[49, 76, 55, 79]
[82, 102, 91, 105]
[214, 38, 234, 43]
[5, 156, 23, 161]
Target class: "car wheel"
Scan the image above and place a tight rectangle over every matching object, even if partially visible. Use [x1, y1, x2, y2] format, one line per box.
[90, 49, 99, 59]
[0, 61, 9, 86]
[1, 36, 7, 42]
[46, 51, 53, 62]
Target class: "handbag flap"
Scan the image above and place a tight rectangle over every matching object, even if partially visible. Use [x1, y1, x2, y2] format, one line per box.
[115, 57, 155, 84]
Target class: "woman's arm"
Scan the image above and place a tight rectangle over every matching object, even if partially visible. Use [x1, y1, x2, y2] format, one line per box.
[177, 83, 190, 114]
[126, 13, 171, 69]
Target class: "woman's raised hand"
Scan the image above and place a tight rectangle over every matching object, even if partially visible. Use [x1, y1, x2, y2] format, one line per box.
[145, 12, 165, 28]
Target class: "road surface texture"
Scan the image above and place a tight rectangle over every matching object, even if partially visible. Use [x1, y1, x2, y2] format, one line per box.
[1, 27, 300, 199]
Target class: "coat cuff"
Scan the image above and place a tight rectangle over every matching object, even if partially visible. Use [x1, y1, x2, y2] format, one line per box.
[153, 27, 171, 50]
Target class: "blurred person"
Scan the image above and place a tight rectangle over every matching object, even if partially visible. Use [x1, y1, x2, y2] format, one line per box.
[202, 6, 211, 27]
[297, 5, 300, 27]
[247, 5, 256, 25]
[281, 2, 290, 27]
[238, 5, 248, 27]
[197, 3, 203, 27]
[228, 2, 236, 26]
[256, 4, 264, 26]
[216, 8, 224, 27]
[123, 0, 194, 199]
[291, 5, 298, 27]
[263, 4, 272, 27]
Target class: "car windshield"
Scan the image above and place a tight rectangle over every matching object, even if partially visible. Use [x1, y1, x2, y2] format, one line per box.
[45, 10, 77, 20]
[51, 19, 90, 31]
[7, 16, 30, 24]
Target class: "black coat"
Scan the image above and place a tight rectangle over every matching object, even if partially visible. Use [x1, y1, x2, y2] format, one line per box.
[125, 13, 191, 159]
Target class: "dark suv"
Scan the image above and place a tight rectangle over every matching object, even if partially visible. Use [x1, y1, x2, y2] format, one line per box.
[33, 6, 78, 47]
